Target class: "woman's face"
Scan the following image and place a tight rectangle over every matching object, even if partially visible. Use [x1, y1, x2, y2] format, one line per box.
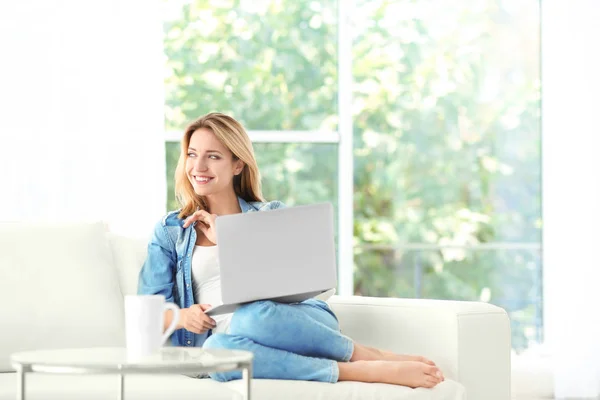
[186, 128, 244, 197]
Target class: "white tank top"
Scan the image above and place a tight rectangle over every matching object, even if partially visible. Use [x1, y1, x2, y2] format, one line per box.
[190, 245, 232, 334]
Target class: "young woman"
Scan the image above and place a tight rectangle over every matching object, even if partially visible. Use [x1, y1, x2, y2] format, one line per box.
[138, 112, 445, 388]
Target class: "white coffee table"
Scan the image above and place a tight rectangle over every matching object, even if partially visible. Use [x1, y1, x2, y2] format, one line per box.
[10, 347, 253, 400]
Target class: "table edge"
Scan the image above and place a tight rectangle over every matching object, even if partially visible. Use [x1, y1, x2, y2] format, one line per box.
[11, 360, 253, 375]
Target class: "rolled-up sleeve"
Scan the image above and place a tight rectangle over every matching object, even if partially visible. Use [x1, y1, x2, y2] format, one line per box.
[137, 221, 177, 304]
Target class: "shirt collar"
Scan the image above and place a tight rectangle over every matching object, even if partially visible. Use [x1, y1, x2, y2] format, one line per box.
[237, 196, 257, 213]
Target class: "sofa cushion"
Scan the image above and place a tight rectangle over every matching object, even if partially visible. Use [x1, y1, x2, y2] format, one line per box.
[0, 222, 125, 372]
[226, 378, 465, 400]
[0, 373, 465, 400]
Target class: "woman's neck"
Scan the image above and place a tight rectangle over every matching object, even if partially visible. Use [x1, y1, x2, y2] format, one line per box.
[203, 189, 242, 215]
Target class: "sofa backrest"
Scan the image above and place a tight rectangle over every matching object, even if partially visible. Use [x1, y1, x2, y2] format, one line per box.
[106, 232, 148, 297]
[0, 222, 127, 372]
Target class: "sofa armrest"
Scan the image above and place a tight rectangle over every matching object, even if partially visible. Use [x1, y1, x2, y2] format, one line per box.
[328, 295, 511, 400]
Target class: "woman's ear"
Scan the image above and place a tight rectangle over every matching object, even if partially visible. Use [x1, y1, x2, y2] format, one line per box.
[234, 160, 245, 176]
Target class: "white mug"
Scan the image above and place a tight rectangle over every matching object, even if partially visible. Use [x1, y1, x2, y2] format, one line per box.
[124, 295, 180, 359]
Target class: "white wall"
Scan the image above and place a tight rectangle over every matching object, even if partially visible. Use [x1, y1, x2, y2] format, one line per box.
[542, 0, 600, 398]
[0, 0, 166, 236]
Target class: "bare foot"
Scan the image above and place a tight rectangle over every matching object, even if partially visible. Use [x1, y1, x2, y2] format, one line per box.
[353, 343, 442, 374]
[379, 353, 445, 381]
[382, 352, 436, 366]
[339, 360, 444, 388]
[350, 343, 445, 381]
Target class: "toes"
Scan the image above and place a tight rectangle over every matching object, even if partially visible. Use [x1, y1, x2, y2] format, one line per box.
[420, 356, 436, 366]
[424, 373, 443, 388]
[423, 365, 447, 383]
[433, 368, 445, 381]
[424, 378, 437, 388]
[425, 365, 439, 376]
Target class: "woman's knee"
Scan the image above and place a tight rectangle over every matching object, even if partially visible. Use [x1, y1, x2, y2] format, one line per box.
[203, 333, 235, 350]
[238, 300, 278, 318]
[300, 299, 340, 331]
[230, 300, 278, 336]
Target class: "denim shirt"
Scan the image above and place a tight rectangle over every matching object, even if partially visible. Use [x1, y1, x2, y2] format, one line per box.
[137, 197, 285, 347]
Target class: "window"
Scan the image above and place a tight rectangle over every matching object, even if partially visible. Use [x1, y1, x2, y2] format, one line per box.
[163, 0, 541, 352]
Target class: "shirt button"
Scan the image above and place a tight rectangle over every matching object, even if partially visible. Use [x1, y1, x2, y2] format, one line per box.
[186, 284, 190, 288]
[187, 340, 191, 345]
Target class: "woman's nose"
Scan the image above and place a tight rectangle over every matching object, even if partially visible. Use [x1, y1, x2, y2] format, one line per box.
[193, 158, 209, 171]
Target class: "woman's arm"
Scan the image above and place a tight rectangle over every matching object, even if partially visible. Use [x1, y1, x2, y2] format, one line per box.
[137, 220, 178, 307]
[165, 305, 216, 333]
[137, 221, 216, 333]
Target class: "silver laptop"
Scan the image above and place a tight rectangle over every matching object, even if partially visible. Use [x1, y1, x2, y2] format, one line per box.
[204, 202, 337, 316]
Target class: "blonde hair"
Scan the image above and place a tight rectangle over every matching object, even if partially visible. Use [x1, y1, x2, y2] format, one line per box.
[175, 112, 264, 218]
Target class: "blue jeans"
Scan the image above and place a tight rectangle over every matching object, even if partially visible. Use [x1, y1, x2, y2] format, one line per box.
[202, 299, 354, 383]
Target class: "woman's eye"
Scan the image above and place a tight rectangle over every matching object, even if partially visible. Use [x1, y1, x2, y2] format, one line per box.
[187, 152, 196, 157]
[209, 155, 220, 160]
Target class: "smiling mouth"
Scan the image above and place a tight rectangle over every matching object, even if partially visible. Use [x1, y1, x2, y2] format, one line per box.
[193, 176, 214, 184]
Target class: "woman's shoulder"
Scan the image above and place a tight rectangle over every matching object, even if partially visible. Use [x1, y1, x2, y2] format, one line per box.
[145, 210, 184, 248]
[247, 200, 286, 212]
[160, 209, 185, 227]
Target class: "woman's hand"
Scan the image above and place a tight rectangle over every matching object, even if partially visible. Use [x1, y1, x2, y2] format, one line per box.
[183, 210, 218, 244]
[179, 304, 217, 334]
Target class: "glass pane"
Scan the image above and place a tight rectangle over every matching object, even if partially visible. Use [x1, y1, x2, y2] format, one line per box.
[165, 142, 338, 212]
[354, 0, 541, 244]
[352, 0, 541, 350]
[355, 247, 542, 352]
[352, 0, 540, 244]
[254, 143, 338, 209]
[165, 141, 180, 211]
[163, 0, 338, 131]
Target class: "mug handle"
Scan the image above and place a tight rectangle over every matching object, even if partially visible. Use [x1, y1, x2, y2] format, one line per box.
[161, 302, 180, 346]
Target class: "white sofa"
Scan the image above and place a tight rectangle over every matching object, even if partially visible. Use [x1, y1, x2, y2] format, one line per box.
[0, 222, 511, 400]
